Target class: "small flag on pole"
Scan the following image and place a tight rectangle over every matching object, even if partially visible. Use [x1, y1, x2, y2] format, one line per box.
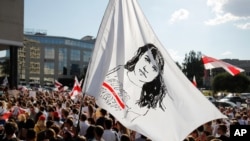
[192, 76, 197, 87]
[202, 55, 244, 76]
[83, 0, 226, 141]
[69, 76, 82, 99]
[54, 80, 66, 92]
[2, 76, 8, 87]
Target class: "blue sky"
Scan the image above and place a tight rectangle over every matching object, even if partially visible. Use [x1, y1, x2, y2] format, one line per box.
[23, 0, 250, 63]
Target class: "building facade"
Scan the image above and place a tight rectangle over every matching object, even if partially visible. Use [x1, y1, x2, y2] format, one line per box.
[0, 0, 24, 88]
[17, 32, 94, 87]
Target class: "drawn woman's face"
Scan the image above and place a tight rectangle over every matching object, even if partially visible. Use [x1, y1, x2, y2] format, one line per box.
[134, 51, 159, 82]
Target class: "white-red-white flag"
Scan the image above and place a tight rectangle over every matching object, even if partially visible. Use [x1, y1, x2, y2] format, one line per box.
[202, 55, 244, 76]
[69, 76, 82, 99]
[83, 0, 226, 141]
[54, 80, 66, 92]
[192, 76, 197, 87]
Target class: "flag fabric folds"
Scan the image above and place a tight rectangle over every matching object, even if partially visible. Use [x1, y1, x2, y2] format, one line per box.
[69, 76, 82, 99]
[202, 55, 244, 76]
[83, 0, 226, 141]
[54, 80, 64, 92]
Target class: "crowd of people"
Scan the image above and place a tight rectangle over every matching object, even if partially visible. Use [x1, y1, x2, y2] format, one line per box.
[0, 87, 249, 141]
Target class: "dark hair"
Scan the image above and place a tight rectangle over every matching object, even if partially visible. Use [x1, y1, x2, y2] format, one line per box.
[94, 125, 104, 138]
[26, 128, 36, 140]
[4, 121, 18, 135]
[104, 118, 113, 129]
[124, 43, 166, 110]
[120, 134, 131, 141]
[85, 125, 95, 140]
[80, 113, 87, 121]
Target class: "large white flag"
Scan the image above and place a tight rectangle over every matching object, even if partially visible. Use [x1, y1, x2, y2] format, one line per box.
[202, 55, 244, 76]
[83, 0, 226, 141]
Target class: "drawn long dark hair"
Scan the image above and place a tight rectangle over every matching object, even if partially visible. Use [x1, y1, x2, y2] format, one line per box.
[124, 43, 166, 111]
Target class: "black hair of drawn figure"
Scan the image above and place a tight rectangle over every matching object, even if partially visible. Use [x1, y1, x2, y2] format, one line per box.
[124, 43, 166, 111]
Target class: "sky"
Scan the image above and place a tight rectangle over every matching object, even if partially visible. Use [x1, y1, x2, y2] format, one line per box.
[23, 0, 250, 63]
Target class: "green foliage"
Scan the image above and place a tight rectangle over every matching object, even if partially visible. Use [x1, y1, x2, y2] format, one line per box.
[213, 72, 250, 93]
[182, 50, 204, 87]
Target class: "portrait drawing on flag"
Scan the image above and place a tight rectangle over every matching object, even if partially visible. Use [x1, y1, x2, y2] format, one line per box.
[100, 43, 172, 122]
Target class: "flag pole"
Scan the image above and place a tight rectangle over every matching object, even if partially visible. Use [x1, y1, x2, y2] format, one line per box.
[76, 59, 93, 133]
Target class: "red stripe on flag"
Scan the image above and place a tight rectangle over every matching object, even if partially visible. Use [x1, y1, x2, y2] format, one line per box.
[228, 66, 240, 76]
[202, 56, 218, 64]
[102, 82, 125, 109]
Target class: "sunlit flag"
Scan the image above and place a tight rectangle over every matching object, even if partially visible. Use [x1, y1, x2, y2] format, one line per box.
[192, 76, 197, 87]
[202, 55, 244, 76]
[82, 0, 226, 141]
[69, 76, 82, 99]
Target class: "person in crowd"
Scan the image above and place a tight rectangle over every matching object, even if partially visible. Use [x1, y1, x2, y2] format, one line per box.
[72, 108, 79, 127]
[26, 128, 36, 141]
[85, 125, 95, 141]
[87, 117, 96, 125]
[120, 134, 131, 141]
[94, 125, 105, 141]
[216, 124, 230, 141]
[1, 121, 19, 141]
[17, 114, 27, 140]
[53, 111, 63, 127]
[38, 128, 57, 141]
[102, 118, 118, 141]
[61, 108, 70, 122]
[203, 121, 213, 135]
[59, 118, 74, 137]
[28, 105, 37, 122]
[36, 120, 54, 141]
[95, 109, 107, 128]
[115, 121, 130, 138]
[50, 124, 63, 141]
[88, 103, 96, 119]
[34, 115, 47, 134]
[79, 113, 90, 136]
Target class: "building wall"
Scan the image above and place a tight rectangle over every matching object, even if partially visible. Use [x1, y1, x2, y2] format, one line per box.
[19, 34, 94, 86]
[0, 0, 24, 49]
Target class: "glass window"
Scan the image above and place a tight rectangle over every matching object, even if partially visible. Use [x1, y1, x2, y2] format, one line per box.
[44, 62, 54, 75]
[30, 46, 40, 59]
[30, 62, 40, 74]
[45, 47, 55, 59]
[59, 48, 67, 75]
[70, 64, 80, 76]
[71, 49, 80, 61]
[83, 51, 92, 62]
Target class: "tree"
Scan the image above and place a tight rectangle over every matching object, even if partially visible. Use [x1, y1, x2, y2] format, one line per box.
[213, 72, 250, 93]
[182, 50, 204, 87]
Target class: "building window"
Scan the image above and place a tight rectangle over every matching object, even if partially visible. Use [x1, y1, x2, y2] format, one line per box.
[83, 51, 91, 62]
[45, 47, 55, 59]
[71, 49, 80, 61]
[30, 62, 40, 74]
[70, 64, 80, 76]
[30, 46, 40, 59]
[44, 62, 54, 75]
[59, 48, 67, 75]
